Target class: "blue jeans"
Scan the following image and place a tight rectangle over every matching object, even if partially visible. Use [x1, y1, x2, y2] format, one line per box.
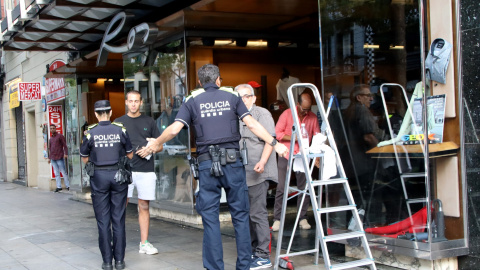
[51, 159, 70, 188]
[196, 159, 251, 270]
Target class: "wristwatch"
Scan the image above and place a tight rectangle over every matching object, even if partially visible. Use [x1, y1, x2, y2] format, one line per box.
[270, 138, 278, 146]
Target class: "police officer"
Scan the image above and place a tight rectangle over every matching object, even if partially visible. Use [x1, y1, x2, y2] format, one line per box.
[80, 100, 133, 270]
[138, 64, 289, 270]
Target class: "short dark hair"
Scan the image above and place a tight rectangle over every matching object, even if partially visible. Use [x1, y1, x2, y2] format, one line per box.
[50, 124, 56, 127]
[350, 84, 370, 103]
[198, 64, 220, 86]
[95, 110, 111, 116]
[126, 90, 141, 100]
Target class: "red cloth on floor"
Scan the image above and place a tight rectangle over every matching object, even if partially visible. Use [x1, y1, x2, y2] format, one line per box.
[365, 207, 427, 238]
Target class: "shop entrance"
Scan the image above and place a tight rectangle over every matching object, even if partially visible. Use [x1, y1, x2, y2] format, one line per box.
[25, 110, 38, 187]
[14, 104, 26, 182]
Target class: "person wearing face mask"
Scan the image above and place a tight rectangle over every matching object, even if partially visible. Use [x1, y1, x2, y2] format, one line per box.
[271, 91, 320, 232]
[235, 83, 277, 269]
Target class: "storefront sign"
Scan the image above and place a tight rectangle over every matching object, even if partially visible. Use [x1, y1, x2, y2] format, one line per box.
[45, 60, 66, 104]
[18, 82, 41, 101]
[9, 83, 19, 109]
[97, 12, 159, 67]
[48, 105, 64, 179]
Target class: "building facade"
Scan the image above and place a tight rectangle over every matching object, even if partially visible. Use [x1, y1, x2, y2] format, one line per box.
[0, 0, 478, 269]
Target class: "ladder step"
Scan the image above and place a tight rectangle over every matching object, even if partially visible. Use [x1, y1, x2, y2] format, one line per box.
[401, 172, 427, 178]
[293, 153, 325, 158]
[330, 258, 375, 270]
[317, 205, 356, 214]
[323, 231, 365, 242]
[406, 198, 427, 204]
[311, 178, 348, 186]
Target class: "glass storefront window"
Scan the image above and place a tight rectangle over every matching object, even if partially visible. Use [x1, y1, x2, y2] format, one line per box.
[65, 75, 83, 190]
[319, 0, 464, 255]
[123, 38, 194, 211]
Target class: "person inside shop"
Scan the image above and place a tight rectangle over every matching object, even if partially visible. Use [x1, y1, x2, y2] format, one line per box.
[235, 83, 278, 269]
[137, 64, 289, 270]
[275, 67, 302, 108]
[271, 91, 320, 232]
[342, 85, 379, 205]
[48, 123, 70, 192]
[114, 90, 160, 255]
[80, 100, 133, 270]
[248, 80, 262, 92]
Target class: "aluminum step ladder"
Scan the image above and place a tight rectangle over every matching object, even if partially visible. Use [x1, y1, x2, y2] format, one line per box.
[274, 83, 376, 270]
[378, 83, 428, 232]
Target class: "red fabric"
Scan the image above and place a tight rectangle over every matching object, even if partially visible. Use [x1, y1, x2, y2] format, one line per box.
[365, 207, 427, 238]
[275, 108, 320, 160]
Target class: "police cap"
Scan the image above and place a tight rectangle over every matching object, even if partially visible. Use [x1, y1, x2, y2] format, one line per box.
[94, 100, 111, 111]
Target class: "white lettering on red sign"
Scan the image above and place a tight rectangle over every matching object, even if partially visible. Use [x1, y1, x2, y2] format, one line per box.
[18, 82, 41, 101]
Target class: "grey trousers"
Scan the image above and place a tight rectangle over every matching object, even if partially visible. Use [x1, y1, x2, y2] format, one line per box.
[248, 181, 270, 258]
[273, 156, 309, 221]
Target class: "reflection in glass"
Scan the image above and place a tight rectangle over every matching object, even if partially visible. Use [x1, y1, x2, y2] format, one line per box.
[319, 0, 436, 243]
[65, 76, 82, 189]
[123, 39, 192, 206]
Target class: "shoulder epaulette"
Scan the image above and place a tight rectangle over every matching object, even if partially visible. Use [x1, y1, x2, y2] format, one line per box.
[218, 86, 238, 96]
[112, 122, 127, 133]
[185, 88, 206, 102]
[87, 123, 98, 130]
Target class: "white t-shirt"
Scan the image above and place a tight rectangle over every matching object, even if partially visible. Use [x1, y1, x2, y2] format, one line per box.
[276, 76, 302, 107]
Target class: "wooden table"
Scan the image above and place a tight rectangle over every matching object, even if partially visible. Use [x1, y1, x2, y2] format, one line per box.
[366, 141, 459, 158]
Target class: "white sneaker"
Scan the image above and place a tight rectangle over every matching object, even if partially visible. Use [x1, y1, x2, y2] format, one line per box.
[271, 220, 280, 232]
[299, 219, 311, 230]
[139, 240, 158, 255]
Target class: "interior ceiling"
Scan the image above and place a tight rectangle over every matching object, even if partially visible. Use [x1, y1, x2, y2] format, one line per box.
[3, 0, 320, 52]
[184, 0, 320, 41]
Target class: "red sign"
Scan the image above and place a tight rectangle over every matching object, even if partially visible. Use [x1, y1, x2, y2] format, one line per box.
[18, 82, 41, 101]
[48, 105, 64, 179]
[46, 60, 66, 104]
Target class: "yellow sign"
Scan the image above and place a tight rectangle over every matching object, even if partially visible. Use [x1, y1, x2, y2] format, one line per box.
[9, 85, 19, 109]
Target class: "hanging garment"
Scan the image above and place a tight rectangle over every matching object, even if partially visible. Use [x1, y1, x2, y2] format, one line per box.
[425, 38, 453, 84]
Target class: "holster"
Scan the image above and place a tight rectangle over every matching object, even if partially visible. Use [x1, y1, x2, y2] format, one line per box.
[209, 145, 224, 177]
[114, 156, 132, 185]
[188, 154, 199, 180]
[85, 161, 95, 177]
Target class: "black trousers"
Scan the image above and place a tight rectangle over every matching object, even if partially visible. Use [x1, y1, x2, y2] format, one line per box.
[90, 170, 128, 263]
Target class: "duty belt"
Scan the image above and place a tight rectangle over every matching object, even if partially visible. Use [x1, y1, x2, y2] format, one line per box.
[95, 164, 119, 170]
[197, 150, 241, 163]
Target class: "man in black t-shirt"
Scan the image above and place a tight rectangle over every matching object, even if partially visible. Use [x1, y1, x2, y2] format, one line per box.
[114, 91, 160, 255]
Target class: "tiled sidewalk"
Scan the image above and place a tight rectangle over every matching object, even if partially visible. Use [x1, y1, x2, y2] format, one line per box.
[0, 182, 328, 270]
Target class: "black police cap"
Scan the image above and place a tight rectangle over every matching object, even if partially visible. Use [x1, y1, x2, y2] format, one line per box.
[94, 100, 111, 111]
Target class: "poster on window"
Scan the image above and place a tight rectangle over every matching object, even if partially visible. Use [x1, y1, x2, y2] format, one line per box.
[404, 94, 446, 144]
[48, 105, 64, 179]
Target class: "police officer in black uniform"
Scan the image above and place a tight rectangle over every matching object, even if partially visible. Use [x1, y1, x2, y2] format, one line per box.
[138, 64, 289, 270]
[80, 100, 133, 270]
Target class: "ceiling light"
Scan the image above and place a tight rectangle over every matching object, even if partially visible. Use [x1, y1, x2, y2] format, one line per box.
[389, 45, 405, 50]
[247, 40, 268, 47]
[214, 40, 234, 46]
[364, 44, 379, 49]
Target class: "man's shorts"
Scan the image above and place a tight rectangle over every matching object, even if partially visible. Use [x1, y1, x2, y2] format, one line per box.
[127, 172, 157, 200]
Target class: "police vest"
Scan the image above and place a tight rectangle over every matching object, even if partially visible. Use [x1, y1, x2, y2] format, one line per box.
[187, 87, 241, 150]
[85, 122, 127, 166]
